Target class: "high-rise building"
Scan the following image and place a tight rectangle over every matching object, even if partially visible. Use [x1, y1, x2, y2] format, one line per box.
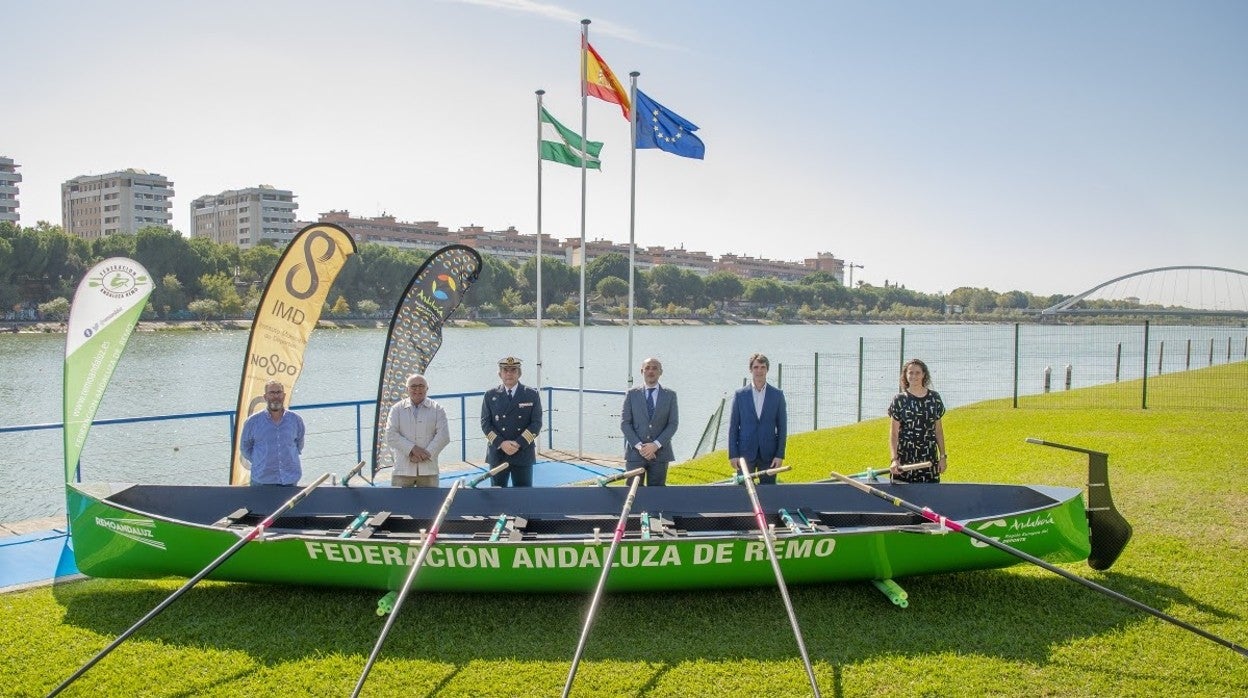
[61, 169, 174, 239]
[191, 186, 298, 248]
[0, 156, 20, 224]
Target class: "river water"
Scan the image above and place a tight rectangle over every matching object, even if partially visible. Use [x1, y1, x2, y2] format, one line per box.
[2, 322, 1244, 523]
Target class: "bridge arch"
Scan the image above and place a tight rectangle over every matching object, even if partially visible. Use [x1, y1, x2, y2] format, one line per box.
[1040, 266, 1248, 316]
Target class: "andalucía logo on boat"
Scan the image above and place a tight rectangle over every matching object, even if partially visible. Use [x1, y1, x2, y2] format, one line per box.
[89, 264, 150, 300]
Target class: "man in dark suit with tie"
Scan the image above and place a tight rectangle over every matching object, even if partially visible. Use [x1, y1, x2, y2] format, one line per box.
[728, 352, 787, 484]
[620, 357, 679, 486]
[480, 356, 542, 487]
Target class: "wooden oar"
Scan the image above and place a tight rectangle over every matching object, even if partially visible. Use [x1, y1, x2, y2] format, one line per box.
[813, 461, 931, 483]
[594, 467, 641, 487]
[711, 464, 791, 485]
[47, 473, 332, 697]
[351, 479, 464, 698]
[736, 458, 822, 696]
[342, 460, 372, 486]
[466, 462, 510, 488]
[827, 472, 1248, 659]
[563, 466, 646, 697]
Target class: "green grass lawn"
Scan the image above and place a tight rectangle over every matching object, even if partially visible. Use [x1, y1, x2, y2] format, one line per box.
[5, 364, 1247, 696]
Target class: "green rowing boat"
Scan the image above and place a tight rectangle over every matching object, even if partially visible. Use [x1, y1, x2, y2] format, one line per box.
[65, 473, 1112, 594]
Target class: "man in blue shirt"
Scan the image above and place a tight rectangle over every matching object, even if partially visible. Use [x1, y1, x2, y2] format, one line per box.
[241, 380, 305, 486]
[728, 353, 787, 485]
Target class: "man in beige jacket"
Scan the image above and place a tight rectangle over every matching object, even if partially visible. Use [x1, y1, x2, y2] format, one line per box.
[384, 373, 450, 487]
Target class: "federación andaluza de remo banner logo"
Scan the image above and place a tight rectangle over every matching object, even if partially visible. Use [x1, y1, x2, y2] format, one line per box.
[64, 258, 153, 482]
[229, 223, 357, 485]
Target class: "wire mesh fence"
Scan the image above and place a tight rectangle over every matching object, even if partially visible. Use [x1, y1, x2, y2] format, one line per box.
[692, 322, 1248, 453]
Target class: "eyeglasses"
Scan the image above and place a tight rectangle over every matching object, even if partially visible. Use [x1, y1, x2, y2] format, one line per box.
[407, 384, 428, 390]
[500, 367, 520, 373]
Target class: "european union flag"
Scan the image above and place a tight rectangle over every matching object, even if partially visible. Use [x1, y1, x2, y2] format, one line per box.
[634, 89, 705, 160]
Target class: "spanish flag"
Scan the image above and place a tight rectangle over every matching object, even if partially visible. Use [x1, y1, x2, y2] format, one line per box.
[584, 42, 630, 119]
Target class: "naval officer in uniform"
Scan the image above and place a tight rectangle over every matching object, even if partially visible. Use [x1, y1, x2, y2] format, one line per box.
[480, 356, 542, 487]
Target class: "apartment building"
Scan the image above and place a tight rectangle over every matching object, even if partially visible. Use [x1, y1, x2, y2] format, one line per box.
[804, 252, 846, 285]
[458, 225, 563, 264]
[716, 253, 822, 282]
[315, 210, 456, 251]
[61, 169, 174, 239]
[642, 245, 716, 275]
[191, 186, 298, 248]
[0, 156, 21, 224]
[563, 237, 632, 268]
[307, 208, 846, 285]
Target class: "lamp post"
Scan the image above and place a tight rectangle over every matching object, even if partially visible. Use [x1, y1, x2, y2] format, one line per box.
[846, 262, 864, 287]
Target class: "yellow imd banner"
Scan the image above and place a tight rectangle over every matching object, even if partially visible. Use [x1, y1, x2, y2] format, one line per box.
[229, 223, 356, 484]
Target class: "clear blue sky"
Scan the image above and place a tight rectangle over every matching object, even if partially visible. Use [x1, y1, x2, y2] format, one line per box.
[5, 0, 1246, 296]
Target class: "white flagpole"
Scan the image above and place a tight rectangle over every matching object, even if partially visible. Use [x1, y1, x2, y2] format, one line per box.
[577, 18, 590, 458]
[535, 89, 545, 394]
[627, 71, 639, 389]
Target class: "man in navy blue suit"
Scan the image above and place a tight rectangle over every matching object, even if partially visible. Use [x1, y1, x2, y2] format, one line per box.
[728, 353, 787, 484]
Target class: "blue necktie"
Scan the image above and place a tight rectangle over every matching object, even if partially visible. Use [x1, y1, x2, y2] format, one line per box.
[646, 388, 656, 419]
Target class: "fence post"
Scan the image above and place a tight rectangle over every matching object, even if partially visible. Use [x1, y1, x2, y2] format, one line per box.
[460, 397, 468, 461]
[1044, 366, 1051, 393]
[1012, 323, 1020, 408]
[1209, 337, 1215, 366]
[546, 388, 554, 450]
[1142, 320, 1150, 409]
[1064, 364, 1072, 390]
[1186, 338, 1191, 370]
[1115, 343, 1122, 381]
[899, 327, 906, 369]
[1158, 341, 1165, 374]
[356, 403, 365, 466]
[857, 336, 864, 423]
[777, 363, 783, 389]
[1229, 337, 1233, 362]
[813, 352, 819, 430]
[712, 397, 724, 451]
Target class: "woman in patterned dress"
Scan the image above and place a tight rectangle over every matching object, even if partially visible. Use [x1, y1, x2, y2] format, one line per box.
[888, 358, 948, 483]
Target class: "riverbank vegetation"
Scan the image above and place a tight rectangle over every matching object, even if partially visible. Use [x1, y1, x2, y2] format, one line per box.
[1, 222, 1192, 327]
[4, 367, 1246, 696]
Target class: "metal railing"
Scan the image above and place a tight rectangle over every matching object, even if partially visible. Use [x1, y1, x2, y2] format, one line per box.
[0, 386, 626, 484]
[696, 322, 1248, 446]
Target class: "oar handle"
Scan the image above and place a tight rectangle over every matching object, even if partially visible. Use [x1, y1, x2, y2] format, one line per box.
[467, 462, 510, 488]
[714, 465, 791, 485]
[342, 460, 370, 487]
[595, 466, 647, 486]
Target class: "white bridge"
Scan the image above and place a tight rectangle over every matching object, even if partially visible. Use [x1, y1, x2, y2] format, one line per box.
[1039, 266, 1248, 316]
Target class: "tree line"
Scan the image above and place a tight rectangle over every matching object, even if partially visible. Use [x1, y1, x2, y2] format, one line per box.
[1, 222, 1140, 323]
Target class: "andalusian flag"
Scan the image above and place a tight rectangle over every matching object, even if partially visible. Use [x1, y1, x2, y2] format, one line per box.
[584, 42, 630, 119]
[540, 107, 603, 169]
